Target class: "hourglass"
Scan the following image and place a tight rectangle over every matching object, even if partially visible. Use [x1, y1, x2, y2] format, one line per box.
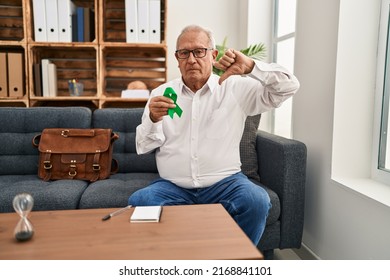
[13, 193, 34, 241]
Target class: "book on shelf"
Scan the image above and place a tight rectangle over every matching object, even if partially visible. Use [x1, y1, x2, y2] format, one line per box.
[33, 63, 42, 97]
[0, 52, 8, 97]
[7, 53, 24, 97]
[137, 0, 149, 43]
[83, 7, 95, 42]
[125, 0, 138, 42]
[41, 59, 50, 97]
[32, 0, 47, 42]
[58, 0, 77, 42]
[41, 59, 57, 97]
[48, 63, 58, 97]
[73, 6, 95, 42]
[76, 7, 84, 42]
[149, 0, 161, 43]
[45, 0, 59, 42]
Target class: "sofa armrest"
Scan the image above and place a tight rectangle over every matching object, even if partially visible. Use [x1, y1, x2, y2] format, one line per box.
[256, 130, 307, 249]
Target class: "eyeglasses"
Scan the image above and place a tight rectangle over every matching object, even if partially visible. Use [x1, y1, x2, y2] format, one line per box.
[175, 48, 213, 59]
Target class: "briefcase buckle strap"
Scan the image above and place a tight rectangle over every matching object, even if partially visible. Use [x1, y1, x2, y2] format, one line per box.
[69, 160, 77, 177]
[61, 130, 70, 137]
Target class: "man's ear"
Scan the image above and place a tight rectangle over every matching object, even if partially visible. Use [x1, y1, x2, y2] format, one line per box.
[212, 49, 219, 61]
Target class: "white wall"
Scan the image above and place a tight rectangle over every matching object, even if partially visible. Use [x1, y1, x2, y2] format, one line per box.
[247, 0, 273, 132]
[294, 0, 390, 259]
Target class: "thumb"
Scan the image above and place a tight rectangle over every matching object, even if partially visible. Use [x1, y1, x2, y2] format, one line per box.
[218, 68, 233, 85]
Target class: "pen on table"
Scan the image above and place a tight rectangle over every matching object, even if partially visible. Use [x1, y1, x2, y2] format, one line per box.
[102, 205, 132, 221]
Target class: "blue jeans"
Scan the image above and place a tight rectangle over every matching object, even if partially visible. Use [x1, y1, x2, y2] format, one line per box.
[128, 172, 271, 245]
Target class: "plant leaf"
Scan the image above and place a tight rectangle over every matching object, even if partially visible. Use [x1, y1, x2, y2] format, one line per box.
[213, 37, 229, 75]
[240, 43, 266, 61]
[215, 36, 228, 62]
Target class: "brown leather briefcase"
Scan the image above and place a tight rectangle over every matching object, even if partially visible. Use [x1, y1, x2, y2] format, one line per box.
[33, 128, 119, 182]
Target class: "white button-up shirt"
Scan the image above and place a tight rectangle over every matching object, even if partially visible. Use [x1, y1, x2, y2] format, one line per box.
[136, 60, 300, 188]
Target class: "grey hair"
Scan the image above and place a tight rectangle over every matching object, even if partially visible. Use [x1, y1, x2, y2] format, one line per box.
[176, 25, 216, 49]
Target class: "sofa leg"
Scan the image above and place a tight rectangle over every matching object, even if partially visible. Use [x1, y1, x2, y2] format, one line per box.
[262, 249, 274, 260]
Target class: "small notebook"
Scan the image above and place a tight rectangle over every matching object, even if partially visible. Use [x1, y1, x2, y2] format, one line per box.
[130, 206, 162, 223]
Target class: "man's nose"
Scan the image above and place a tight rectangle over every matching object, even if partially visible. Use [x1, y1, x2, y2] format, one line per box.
[187, 52, 197, 62]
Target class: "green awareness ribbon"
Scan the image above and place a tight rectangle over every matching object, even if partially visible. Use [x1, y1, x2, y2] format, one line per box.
[163, 87, 183, 118]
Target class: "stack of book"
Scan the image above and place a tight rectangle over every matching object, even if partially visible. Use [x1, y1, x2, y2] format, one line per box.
[125, 0, 161, 43]
[33, 59, 57, 97]
[32, 0, 95, 42]
[0, 52, 24, 98]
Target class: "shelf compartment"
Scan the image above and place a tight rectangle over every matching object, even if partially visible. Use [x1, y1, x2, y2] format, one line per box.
[0, 0, 24, 41]
[28, 0, 97, 43]
[28, 45, 98, 98]
[100, 0, 166, 44]
[0, 99, 28, 107]
[100, 45, 166, 97]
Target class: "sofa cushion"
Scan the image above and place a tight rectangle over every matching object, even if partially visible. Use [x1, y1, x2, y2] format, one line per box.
[264, 186, 280, 225]
[92, 108, 157, 173]
[240, 114, 261, 181]
[258, 221, 281, 251]
[0, 175, 89, 213]
[250, 179, 280, 225]
[0, 107, 92, 175]
[79, 173, 160, 209]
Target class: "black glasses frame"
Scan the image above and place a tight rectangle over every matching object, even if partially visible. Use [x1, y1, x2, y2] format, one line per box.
[175, 48, 213, 59]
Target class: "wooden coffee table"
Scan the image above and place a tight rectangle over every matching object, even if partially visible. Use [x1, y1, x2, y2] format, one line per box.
[0, 204, 263, 260]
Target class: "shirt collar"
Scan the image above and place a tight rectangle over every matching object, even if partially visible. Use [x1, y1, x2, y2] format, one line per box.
[179, 74, 219, 96]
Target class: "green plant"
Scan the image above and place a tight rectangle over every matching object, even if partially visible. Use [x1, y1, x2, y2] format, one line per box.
[213, 37, 267, 76]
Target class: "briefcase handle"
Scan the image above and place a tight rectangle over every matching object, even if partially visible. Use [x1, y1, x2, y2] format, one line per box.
[32, 129, 119, 147]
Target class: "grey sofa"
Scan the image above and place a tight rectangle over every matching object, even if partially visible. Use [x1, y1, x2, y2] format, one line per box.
[0, 107, 306, 259]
